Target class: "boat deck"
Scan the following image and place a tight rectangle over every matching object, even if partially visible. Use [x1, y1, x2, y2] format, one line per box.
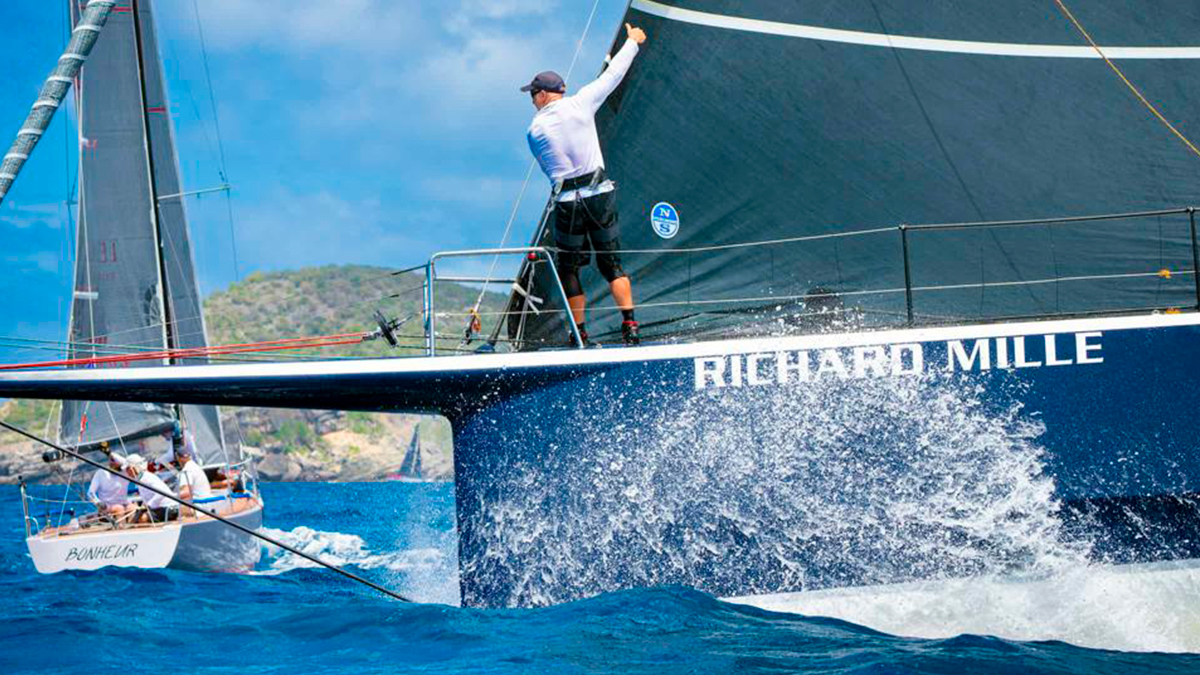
[34, 495, 261, 540]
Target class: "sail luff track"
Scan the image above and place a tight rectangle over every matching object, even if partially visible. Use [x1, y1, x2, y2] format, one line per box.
[0, 0, 117, 207]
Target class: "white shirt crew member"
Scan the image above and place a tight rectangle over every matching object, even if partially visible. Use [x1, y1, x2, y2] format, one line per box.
[137, 470, 176, 509]
[87, 469, 130, 507]
[526, 38, 640, 198]
[178, 459, 213, 500]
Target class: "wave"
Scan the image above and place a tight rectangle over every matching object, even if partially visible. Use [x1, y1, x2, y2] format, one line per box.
[255, 525, 443, 574]
[729, 558, 1200, 654]
[253, 525, 459, 604]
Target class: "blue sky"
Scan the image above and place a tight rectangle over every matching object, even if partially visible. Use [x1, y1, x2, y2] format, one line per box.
[0, 0, 629, 361]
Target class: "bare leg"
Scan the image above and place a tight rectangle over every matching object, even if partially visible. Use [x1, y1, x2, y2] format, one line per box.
[568, 294, 587, 325]
[610, 276, 634, 311]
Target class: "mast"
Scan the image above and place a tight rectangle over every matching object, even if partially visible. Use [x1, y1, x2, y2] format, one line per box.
[130, 0, 232, 464]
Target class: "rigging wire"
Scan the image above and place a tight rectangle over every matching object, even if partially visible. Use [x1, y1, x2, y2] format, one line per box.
[3, 419, 412, 603]
[190, 0, 240, 281]
[0, 331, 373, 371]
[1053, 0, 1200, 161]
[462, 0, 606, 338]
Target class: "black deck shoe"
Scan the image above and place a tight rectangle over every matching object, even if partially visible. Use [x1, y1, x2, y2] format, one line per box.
[572, 329, 599, 349]
[621, 320, 641, 345]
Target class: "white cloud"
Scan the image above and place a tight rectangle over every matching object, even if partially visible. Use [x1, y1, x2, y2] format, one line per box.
[0, 200, 66, 230]
[192, 0, 425, 55]
[2, 251, 59, 274]
[180, 0, 614, 133]
[149, 1, 631, 277]
[419, 173, 526, 208]
[444, 0, 557, 35]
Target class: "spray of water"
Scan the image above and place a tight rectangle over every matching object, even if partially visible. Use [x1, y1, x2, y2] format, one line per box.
[464, 367, 1095, 607]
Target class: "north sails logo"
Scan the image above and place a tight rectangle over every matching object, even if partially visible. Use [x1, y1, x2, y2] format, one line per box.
[65, 543, 139, 562]
[694, 332, 1103, 389]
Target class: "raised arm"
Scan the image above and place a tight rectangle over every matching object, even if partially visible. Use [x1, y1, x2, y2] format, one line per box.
[577, 23, 647, 113]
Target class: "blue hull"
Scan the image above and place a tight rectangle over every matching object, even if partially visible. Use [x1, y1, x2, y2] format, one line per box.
[451, 314, 1200, 608]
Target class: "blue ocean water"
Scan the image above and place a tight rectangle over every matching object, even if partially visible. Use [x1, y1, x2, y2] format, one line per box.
[3, 482, 1198, 675]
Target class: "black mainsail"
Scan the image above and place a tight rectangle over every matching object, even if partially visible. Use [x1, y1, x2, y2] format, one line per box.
[61, 0, 227, 464]
[510, 0, 1200, 346]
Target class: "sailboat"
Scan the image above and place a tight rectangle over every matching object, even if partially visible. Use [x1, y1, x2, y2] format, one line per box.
[17, 0, 263, 574]
[387, 423, 426, 482]
[3, 0, 1200, 609]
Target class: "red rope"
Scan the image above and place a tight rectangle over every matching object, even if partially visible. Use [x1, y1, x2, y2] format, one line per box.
[0, 332, 369, 371]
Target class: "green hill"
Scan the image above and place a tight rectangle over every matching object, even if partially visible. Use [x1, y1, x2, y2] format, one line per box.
[205, 264, 496, 357]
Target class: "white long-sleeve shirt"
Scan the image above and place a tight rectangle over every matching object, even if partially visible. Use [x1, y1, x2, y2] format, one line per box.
[527, 38, 640, 189]
[137, 470, 175, 509]
[87, 469, 130, 506]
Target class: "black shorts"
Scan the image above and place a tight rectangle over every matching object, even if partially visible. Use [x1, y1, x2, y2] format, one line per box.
[148, 506, 179, 522]
[553, 189, 624, 280]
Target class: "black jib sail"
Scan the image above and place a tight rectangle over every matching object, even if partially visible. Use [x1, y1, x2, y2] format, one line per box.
[61, 0, 228, 464]
[508, 0, 1200, 347]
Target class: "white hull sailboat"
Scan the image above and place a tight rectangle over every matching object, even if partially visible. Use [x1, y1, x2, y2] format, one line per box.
[14, 0, 264, 574]
[24, 491, 263, 574]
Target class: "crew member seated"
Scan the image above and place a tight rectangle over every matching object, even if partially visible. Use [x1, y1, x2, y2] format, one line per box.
[206, 466, 233, 491]
[124, 454, 178, 523]
[175, 443, 212, 503]
[87, 452, 133, 523]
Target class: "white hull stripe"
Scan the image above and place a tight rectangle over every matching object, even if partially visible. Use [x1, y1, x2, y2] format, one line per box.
[632, 0, 1200, 60]
[4, 312, 1200, 384]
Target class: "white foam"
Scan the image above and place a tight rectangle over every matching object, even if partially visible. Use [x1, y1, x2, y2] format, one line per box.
[728, 559, 1200, 654]
[255, 526, 448, 588]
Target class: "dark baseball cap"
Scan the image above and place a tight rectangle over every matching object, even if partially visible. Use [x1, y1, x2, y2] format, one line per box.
[520, 71, 565, 94]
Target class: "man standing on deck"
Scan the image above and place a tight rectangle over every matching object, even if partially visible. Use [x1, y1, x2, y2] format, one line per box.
[522, 23, 647, 346]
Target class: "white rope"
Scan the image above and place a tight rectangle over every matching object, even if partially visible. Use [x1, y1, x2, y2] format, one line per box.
[462, 0, 606, 337]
